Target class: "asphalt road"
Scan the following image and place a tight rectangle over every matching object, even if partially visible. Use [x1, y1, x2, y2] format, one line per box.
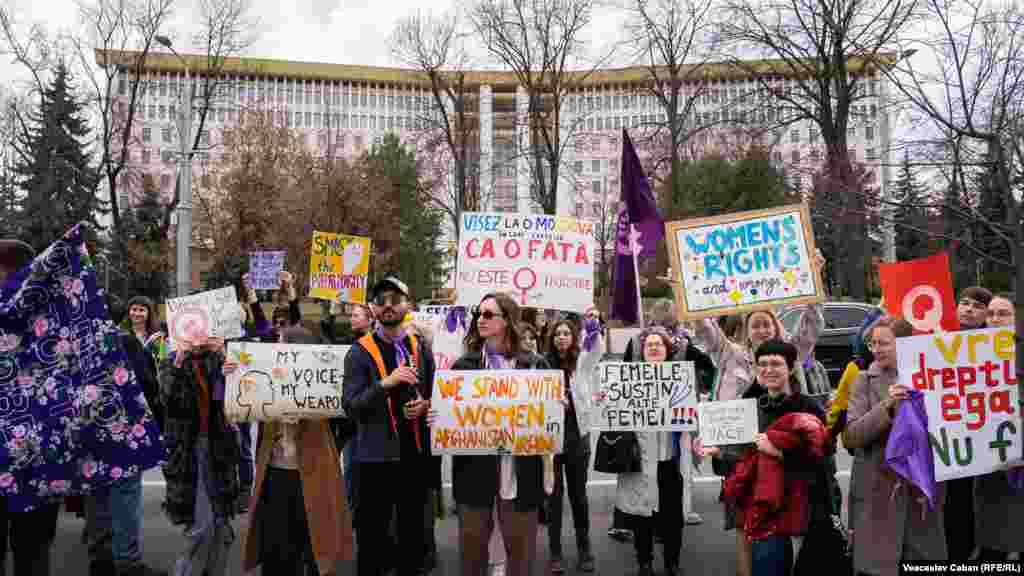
[50, 448, 853, 575]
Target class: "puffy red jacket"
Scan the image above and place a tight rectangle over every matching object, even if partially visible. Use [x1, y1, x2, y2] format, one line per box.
[723, 412, 827, 541]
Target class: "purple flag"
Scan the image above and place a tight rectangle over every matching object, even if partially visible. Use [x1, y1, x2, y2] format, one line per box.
[611, 129, 664, 325]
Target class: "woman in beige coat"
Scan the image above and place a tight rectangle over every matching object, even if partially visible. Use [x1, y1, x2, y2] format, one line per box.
[845, 317, 946, 576]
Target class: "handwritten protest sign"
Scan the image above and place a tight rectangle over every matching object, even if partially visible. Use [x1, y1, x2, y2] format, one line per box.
[897, 328, 1021, 481]
[698, 398, 759, 446]
[166, 286, 244, 350]
[309, 231, 371, 303]
[430, 370, 565, 455]
[455, 212, 595, 313]
[666, 204, 824, 320]
[224, 342, 349, 422]
[590, 362, 698, 431]
[249, 251, 286, 290]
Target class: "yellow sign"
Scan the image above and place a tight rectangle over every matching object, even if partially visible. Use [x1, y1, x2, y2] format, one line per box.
[308, 231, 371, 303]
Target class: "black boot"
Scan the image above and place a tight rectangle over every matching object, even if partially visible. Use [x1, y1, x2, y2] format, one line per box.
[636, 563, 654, 576]
[89, 559, 116, 576]
[115, 563, 168, 576]
[576, 535, 595, 572]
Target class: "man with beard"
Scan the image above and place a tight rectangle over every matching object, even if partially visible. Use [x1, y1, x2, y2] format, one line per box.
[343, 276, 435, 576]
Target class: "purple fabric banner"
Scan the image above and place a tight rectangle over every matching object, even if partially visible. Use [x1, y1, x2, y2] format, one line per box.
[0, 225, 166, 510]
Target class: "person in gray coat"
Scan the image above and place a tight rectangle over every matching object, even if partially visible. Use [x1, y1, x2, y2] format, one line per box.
[845, 316, 946, 576]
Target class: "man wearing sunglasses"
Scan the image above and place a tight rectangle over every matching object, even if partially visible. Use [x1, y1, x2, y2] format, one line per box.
[343, 276, 436, 576]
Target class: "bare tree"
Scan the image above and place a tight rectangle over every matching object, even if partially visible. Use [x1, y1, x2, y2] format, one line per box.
[391, 10, 480, 238]
[719, 0, 916, 299]
[469, 0, 612, 215]
[884, 0, 1023, 377]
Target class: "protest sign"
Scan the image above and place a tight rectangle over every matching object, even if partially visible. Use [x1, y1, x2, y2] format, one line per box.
[165, 286, 244, 350]
[249, 251, 286, 290]
[455, 212, 596, 313]
[224, 342, 349, 422]
[430, 369, 565, 455]
[0, 225, 165, 510]
[897, 328, 1021, 481]
[412, 305, 451, 329]
[666, 204, 824, 320]
[590, 362, 698, 431]
[879, 252, 958, 334]
[698, 398, 759, 446]
[309, 231, 371, 303]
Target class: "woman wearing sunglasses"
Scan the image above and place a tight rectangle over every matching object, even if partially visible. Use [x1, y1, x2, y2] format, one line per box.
[444, 293, 551, 576]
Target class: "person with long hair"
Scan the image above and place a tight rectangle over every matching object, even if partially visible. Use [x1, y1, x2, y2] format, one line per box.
[446, 293, 550, 576]
[615, 327, 687, 576]
[225, 326, 352, 575]
[544, 319, 597, 574]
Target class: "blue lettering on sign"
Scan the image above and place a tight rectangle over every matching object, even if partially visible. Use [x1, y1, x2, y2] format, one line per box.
[687, 214, 805, 281]
[462, 214, 502, 232]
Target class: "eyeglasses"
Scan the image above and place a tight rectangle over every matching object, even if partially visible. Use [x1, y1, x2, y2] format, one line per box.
[756, 360, 788, 370]
[477, 310, 505, 321]
[866, 339, 894, 352]
[373, 294, 407, 307]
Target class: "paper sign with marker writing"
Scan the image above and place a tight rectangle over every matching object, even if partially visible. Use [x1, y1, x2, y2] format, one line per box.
[430, 370, 565, 455]
[166, 286, 244, 351]
[455, 212, 596, 313]
[590, 362, 698, 432]
[896, 328, 1021, 481]
[249, 251, 286, 291]
[224, 342, 350, 422]
[698, 398, 759, 446]
[666, 204, 824, 320]
[309, 231, 371, 303]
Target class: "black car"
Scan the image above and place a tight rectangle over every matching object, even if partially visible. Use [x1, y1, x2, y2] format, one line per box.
[778, 302, 882, 387]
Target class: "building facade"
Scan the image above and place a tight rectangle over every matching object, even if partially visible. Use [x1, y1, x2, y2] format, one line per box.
[100, 49, 895, 286]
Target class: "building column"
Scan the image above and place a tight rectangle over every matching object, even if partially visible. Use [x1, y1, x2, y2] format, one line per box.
[515, 86, 533, 214]
[479, 84, 494, 211]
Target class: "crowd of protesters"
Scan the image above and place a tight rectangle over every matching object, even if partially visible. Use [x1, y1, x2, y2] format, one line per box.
[2, 232, 1022, 576]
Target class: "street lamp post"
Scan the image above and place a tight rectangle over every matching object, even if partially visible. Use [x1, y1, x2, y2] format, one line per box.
[156, 35, 194, 298]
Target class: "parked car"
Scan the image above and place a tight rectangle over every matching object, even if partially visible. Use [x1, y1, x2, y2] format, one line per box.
[778, 302, 883, 387]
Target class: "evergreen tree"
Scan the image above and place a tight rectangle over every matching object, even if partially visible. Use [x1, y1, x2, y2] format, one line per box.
[891, 154, 932, 261]
[15, 64, 103, 250]
[366, 133, 446, 301]
[939, 180, 974, 290]
[117, 177, 172, 303]
[972, 164, 1013, 292]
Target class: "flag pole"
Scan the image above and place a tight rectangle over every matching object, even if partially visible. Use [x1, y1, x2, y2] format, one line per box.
[630, 224, 645, 326]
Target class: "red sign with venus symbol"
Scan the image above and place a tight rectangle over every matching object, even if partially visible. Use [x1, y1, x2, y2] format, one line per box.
[171, 306, 211, 343]
[878, 252, 959, 334]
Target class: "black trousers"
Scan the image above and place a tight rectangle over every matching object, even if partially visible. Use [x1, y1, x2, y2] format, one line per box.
[629, 460, 683, 569]
[547, 446, 592, 557]
[257, 468, 316, 575]
[0, 499, 60, 576]
[355, 460, 426, 576]
[944, 477, 975, 561]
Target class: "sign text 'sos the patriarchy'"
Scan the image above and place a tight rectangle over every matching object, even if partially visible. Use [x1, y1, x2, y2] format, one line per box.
[456, 213, 595, 314]
[667, 204, 824, 320]
[896, 328, 1020, 481]
[224, 342, 350, 422]
[309, 232, 371, 304]
[590, 362, 698, 432]
[430, 369, 565, 455]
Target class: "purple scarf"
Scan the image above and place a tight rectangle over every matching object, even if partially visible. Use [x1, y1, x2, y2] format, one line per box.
[376, 325, 411, 367]
[885, 389, 938, 509]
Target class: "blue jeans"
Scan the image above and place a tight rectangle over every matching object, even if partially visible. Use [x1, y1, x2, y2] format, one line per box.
[85, 475, 144, 567]
[237, 422, 254, 502]
[751, 535, 793, 576]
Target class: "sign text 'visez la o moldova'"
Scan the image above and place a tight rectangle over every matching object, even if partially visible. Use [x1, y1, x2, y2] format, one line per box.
[896, 327, 1020, 481]
[430, 370, 566, 455]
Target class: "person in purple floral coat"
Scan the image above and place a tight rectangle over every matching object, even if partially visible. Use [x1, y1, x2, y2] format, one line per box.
[0, 238, 61, 576]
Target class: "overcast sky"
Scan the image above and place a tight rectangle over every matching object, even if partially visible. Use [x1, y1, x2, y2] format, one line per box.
[0, 0, 628, 90]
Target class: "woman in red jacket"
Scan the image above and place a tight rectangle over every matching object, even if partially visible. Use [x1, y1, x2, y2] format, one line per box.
[702, 340, 828, 576]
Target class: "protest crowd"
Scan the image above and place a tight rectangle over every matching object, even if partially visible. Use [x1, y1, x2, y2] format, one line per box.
[0, 147, 1021, 576]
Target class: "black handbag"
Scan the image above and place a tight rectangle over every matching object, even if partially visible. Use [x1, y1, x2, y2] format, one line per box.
[593, 431, 642, 474]
[794, 466, 853, 576]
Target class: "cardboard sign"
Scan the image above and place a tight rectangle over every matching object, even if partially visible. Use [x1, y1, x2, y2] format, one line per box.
[698, 398, 759, 446]
[896, 328, 1021, 481]
[590, 362, 697, 431]
[224, 342, 350, 422]
[455, 212, 595, 313]
[166, 286, 244, 350]
[879, 252, 959, 334]
[309, 231, 371, 303]
[249, 251, 286, 291]
[666, 204, 824, 320]
[430, 369, 566, 455]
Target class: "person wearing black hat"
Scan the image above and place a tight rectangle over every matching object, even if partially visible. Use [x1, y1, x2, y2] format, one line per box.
[342, 276, 436, 576]
[0, 239, 62, 576]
